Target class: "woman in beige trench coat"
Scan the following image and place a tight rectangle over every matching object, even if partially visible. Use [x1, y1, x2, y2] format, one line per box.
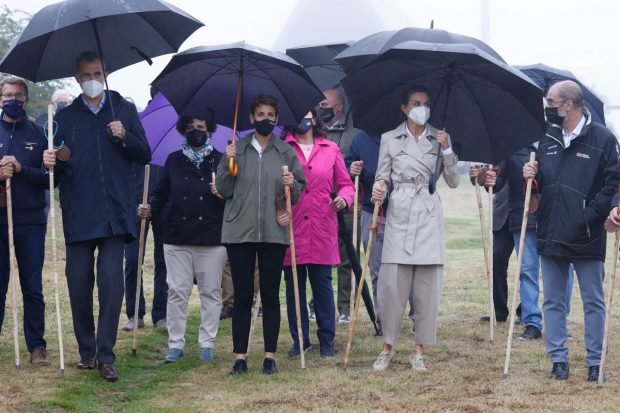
[371, 86, 459, 372]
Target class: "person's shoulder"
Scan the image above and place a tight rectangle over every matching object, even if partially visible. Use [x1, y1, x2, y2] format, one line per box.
[315, 136, 338, 149]
[381, 123, 406, 140]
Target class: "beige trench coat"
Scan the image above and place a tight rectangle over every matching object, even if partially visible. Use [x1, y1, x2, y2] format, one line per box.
[374, 122, 459, 265]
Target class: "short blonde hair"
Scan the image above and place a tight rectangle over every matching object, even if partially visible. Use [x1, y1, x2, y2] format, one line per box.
[0, 76, 29, 96]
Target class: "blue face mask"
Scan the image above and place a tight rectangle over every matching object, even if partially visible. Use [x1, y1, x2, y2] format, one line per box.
[2, 99, 25, 119]
[55, 102, 68, 111]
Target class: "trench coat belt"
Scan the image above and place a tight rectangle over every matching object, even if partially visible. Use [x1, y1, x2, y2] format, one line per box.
[394, 181, 428, 255]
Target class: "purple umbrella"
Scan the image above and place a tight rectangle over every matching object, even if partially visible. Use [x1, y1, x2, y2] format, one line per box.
[141, 93, 284, 166]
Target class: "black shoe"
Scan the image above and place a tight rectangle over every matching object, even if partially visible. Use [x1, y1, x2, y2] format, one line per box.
[319, 340, 335, 357]
[374, 328, 383, 337]
[518, 325, 542, 341]
[261, 358, 277, 375]
[550, 362, 569, 380]
[219, 305, 233, 320]
[228, 359, 248, 376]
[288, 339, 312, 357]
[77, 357, 96, 370]
[588, 365, 606, 382]
[479, 315, 491, 322]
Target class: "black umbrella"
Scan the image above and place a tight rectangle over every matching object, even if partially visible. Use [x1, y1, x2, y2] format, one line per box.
[335, 26, 506, 74]
[332, 194, 379, 335]
[151, 42, 325, 175]
[515, 63, 605, 125]
[0, 0, 204, 82]
[285, 43, 351, 91]
[339, 41, 545, 167]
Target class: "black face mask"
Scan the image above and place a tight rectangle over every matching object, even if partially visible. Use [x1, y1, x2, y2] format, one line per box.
[545, 106, 565, 126]
[294, 118, 313, 135]
[254, 119, 275, 136]
[186, 129, 208, 147]
[317, 106, 335, 124]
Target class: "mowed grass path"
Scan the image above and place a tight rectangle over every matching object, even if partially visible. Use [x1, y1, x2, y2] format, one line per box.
[1, 176, 620, 412]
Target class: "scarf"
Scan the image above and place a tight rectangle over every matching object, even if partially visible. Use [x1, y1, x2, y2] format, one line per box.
[181, 137, 214, 168]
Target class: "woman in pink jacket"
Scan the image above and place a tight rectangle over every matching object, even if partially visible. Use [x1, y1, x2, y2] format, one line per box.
[283, 110, 355, 357]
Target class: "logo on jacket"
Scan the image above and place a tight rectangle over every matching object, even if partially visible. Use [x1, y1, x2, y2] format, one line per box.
[576, 152, 590, 159]
[21, 140, 37, 151]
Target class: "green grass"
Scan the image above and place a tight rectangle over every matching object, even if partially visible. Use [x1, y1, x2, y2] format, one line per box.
[1, 176, 620, 412]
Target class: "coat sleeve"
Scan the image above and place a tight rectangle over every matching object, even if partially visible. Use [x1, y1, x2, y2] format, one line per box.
[150, 156, 172, 221]
[289, 150, 306, 205]
[215, 150, 235, 199]
[373, 134, 392, 197]
[120, 105, 151, 165]
[585, 134, 620, 223]
[441, 136, 459, 188]
[334, 149, 355, 209]
[493, 159, 509, 193]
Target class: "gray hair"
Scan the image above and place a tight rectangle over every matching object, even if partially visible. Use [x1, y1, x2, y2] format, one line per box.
[553, 80, 584, 109]
[51, 89, 70, 103]
[0, 76, 29, 96]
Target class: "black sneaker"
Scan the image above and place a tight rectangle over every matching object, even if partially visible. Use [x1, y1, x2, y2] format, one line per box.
[228, 359, 248, 376]
[219, 305, 233, 320]
[288, 339, 312, 357]
[319, 340, 335, 357]
[588, 365, 606, 382]
[550, 362, 569, 380]
[518, 325, 542, 341]
[261, 358, 277, 375]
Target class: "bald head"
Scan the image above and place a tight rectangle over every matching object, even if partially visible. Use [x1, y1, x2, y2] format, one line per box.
[548, 80, 584, 109]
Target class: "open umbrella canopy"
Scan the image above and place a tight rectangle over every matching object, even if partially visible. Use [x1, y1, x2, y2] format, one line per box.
[340, 41, 545, 165]
[515, 63, 605, 125]
[0, 0, 203, 81]
[335, 26, 506, 74]
[151, 42, 325, 131]
[141, 93, 283, 166]
[286, 43, 351, 91]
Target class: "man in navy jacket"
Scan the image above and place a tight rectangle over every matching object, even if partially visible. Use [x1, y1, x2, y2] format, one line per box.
[0, 76, 50, 366]
[43, 51, 151, 382]
[523, 80, 620, 382]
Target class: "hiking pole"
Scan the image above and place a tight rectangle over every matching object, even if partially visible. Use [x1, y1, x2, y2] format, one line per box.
[349, 175, 360, 319]
[6, 178, 20, 369]
[343, 181, 383, 369]
[47, 104, 65, 374]
[475, 180, 493, 341]
[504, 152, 536, 378]
[246, 289, 261, 358]
[132, 165, 150, 355]
[598, 185, 620, 387]
[488, 168, 495, 342]
[283, 165, 305, 368]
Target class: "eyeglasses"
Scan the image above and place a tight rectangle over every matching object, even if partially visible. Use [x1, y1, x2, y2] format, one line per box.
[1, 92, 27, 100]
[545, 98, 565, 107]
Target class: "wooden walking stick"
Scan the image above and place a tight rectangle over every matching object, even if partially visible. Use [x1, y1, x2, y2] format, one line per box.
[504, 152, 536, 378]
[349, 175, 360, 318]
[488, 167, 495, 342]
[343, 181, 383, 369]
[132, 164, 150, 355]
[47, 104, 65, 374]
[246, 290, 262, 358]
[283, 165, 305, 368]
[598, 185, 620, 387]
[6, 178, 20, 369]
[475, 179, 493, 341]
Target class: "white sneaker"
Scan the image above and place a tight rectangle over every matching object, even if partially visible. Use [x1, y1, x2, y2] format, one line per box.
[308, 311, 316, 322]
[122, 317, 144, 331]
[372, 350, 394, 371]
[338, 314, 351, 324]
[409, 354, 427, 371]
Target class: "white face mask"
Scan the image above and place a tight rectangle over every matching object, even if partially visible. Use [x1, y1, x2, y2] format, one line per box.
[80, 79, 104, 99]
[408, 106, 430, 125]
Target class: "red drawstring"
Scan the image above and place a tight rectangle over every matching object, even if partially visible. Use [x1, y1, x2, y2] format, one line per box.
[523, 178, 539, 196]
[368, 205, 385, 231]
[0, 181, 12, 193]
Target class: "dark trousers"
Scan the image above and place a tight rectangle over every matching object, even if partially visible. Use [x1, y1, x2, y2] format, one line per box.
[335, 211, 360, 316]
[66, 236, 125, 364]
[0, 224, 47, 352]
[284, 264, 335, 346]
[493, 221, 514, 322]
[124, 219, 168, 322]
[226, 242, 286, 354]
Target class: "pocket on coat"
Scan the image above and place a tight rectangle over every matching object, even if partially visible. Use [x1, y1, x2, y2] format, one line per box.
[225, 196, 242, 223]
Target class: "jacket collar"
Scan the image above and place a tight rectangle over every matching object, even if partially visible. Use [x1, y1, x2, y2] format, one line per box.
[284, 134, 331, 147]
[73, 90, 123, 113]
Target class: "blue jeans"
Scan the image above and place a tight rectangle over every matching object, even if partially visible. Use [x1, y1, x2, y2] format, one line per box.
[284, 264, 335, 346]
[512, 230, 542, 330]
[0, 224, 47, 352]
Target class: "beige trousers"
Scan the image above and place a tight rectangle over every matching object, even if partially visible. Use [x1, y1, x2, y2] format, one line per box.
[378, 263, 443, 346]
[164, 244, 227, 350]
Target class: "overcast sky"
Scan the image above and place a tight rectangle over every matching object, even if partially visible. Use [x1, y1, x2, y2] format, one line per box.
[7, 0, 620, 131]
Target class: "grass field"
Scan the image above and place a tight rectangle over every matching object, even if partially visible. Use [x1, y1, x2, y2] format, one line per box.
[1, 176, 619, 412]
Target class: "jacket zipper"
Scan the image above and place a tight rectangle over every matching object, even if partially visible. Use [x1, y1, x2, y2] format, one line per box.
[257, 150, 263, 242]
[583, 199, 591, 239]
[94, 116, 112, 224]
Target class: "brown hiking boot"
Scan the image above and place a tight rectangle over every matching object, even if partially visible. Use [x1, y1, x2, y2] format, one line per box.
[30, 346, 50, 366]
